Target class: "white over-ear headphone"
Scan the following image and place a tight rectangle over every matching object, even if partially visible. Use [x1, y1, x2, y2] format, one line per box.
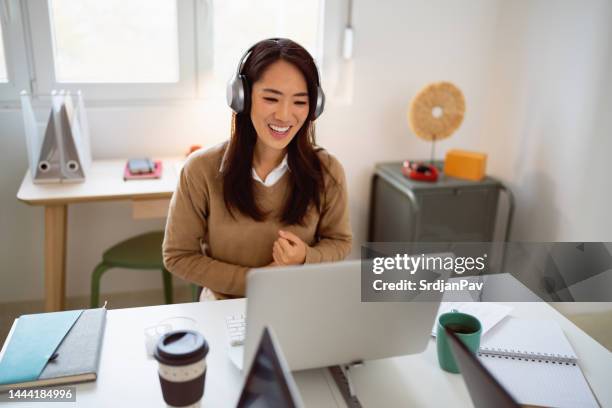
[226, 38, 325, 120]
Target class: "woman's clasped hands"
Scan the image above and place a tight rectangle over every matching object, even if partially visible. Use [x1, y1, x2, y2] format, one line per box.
[270, 230, 307, 266]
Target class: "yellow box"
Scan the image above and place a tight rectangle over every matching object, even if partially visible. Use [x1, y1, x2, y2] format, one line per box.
[443, 150, 487, 181]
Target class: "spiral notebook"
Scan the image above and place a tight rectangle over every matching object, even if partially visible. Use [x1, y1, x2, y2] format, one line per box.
[476, 318, 599, 408]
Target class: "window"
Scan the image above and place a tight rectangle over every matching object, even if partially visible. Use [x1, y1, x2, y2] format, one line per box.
[49, 0, 180, 83]
[211, 0, 321, 82]
[197, 0, 322, 100]
[27, 0, 196, 100]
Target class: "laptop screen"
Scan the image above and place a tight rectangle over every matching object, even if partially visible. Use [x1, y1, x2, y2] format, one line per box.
[237, 327, 302, 408]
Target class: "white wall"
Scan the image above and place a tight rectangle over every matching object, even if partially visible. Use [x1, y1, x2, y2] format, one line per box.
[480, 0, 612, 242]
[1, 0, 610, 303]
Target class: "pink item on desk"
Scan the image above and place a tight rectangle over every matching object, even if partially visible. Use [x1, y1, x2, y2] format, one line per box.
[124, 160, 163, 181]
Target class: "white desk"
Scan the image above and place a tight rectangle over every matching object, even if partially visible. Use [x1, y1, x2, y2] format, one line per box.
[16, 158, 182, 312]
[1, 299, 609, 407]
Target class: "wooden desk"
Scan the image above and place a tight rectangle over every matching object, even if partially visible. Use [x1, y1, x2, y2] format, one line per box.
[16, 158, 182, 312]
[1, 300, 609, 407]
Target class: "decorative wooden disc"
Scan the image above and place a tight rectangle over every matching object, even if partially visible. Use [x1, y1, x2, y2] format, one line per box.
[408, 81, 465, 141]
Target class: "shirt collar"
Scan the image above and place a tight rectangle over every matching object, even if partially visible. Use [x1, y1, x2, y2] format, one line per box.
[219, 150, 290, 184]
[252, 154, 289, 186]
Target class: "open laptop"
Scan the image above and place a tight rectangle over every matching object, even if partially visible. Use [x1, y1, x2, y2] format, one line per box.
[237, 259, 444, 372]
[445, 327, 519, 408]
[237, 326, 304, 408]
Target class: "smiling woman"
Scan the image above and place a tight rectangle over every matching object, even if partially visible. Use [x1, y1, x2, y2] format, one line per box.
[162, 38, 352, 300]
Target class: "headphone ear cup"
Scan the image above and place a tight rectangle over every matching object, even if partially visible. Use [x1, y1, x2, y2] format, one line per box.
[240, 75, 251, 114]
[226, 74, 247, 113]
[313, 85, 325, 120]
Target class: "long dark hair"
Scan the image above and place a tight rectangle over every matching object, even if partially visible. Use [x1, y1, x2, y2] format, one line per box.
[222, 38, 327, 225]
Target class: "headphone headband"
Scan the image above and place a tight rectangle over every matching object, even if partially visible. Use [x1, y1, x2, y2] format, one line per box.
[235, 38, 281, 77]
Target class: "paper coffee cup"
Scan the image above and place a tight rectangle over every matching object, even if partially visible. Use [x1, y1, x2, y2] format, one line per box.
[154, 330, 209, 407]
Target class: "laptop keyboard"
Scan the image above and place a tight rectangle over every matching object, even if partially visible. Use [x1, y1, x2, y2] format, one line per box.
[225, 314, 246, 346]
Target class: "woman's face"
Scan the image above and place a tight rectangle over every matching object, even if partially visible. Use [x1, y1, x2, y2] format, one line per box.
[250, 59, 310, 153]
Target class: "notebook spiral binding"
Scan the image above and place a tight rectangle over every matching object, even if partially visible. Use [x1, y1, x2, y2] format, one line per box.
[478, 347, 577, 366]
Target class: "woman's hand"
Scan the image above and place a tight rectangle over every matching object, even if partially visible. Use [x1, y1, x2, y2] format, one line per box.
[272, 230, 307, 265]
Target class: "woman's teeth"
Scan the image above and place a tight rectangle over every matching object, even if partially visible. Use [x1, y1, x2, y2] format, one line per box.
[269, 124, 290, 134]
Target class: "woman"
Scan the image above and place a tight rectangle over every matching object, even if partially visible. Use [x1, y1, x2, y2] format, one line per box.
[163, 38, 352, 300]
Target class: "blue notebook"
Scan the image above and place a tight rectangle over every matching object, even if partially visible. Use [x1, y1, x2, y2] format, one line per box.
[0, 308, 106, 391]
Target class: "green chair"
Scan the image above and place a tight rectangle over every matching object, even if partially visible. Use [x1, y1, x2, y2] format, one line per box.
[90, 231, 201, 308]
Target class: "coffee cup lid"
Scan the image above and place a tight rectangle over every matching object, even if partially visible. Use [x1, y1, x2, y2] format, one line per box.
[154, 330, 209, 366]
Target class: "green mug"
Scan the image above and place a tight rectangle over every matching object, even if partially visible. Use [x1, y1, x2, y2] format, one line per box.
[436, 310, 482, 373]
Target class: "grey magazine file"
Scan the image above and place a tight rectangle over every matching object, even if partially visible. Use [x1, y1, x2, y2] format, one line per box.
[34, 110, 63, 183]
[57, 103, 85, 182]
[21, 91, 91, 184]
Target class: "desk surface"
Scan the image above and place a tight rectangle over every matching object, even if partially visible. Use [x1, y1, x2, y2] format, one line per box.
[16, 157, 182, 205]
[1, 299, 610, 407]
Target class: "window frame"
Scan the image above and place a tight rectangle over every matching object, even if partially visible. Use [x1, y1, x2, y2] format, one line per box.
[25, 0, 198, 101]
[0, 0, 32, 102]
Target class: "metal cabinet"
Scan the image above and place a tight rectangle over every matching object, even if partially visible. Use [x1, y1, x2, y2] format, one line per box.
[368, 162, 513, 243]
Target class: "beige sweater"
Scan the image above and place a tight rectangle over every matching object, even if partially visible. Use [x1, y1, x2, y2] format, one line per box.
[162, 143, 352, 298]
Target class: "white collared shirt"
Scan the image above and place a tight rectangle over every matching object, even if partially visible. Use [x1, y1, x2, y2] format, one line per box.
[252, 154, 289, 187]
[218, 150, 289, 187]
